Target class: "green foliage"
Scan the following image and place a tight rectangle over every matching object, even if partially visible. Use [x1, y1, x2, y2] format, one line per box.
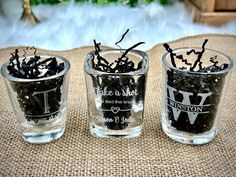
[30, 0, 70, 6]
[145, 0, 153, 4]
[127, 0, 138, 7]
[30, 0, 174, 6]
[159, 0, 169, 5]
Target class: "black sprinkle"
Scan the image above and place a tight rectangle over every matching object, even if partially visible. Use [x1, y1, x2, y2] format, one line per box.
[187, 39, 208, 71]
[7, 48, 64, 79]
[115, 29, 129, 49]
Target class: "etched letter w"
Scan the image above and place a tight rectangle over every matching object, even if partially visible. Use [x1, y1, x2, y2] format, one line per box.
[167, 85, 212, 124]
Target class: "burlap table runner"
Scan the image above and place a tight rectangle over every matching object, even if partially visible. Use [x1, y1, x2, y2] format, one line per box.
[0, 35, 235, 177]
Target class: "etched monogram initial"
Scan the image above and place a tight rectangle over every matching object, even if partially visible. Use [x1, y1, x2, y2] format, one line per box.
[32, 88, 57, 114]
[167, 85, 212, 124]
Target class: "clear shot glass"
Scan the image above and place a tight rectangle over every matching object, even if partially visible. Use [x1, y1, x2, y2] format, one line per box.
[162, 48, 233, 144]
[1, 55, 70, 143]
[84, 49, 149, 138]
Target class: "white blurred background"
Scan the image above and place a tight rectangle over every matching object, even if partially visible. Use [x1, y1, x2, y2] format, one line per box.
[0, 0, 236, 50]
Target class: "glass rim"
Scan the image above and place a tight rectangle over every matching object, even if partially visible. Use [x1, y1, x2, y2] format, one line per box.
[84, 49, 149, 76]
[162, 47, 234, 75]
[1, 54, 71, 82]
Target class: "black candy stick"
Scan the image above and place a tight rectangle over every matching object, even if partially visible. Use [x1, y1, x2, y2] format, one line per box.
[163, 43, 177, 68]
[163, 43, 192, 69]
[115, 29, 129, 49]
[187, 39, 208, 71]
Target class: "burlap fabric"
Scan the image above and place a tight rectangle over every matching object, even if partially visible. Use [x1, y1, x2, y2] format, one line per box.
[0, 35, 235, 177]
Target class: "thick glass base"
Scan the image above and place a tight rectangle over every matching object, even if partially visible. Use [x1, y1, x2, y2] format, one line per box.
[162, 120, 217, 145]
[90, 124, 142, 138]
[21, 128, 65, 144]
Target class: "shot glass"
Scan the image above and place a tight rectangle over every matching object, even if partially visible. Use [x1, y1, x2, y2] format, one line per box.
[84, 49, 149, 138]
[1, 55, 70, 143]
[162, 47, 233, 144]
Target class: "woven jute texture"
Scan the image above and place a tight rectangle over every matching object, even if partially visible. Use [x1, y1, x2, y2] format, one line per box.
[0, 35, 236, 177]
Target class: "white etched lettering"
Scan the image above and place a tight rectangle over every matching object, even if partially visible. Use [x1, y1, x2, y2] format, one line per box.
[167, 85, 212, 124]
[32, 87, 57, 114]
